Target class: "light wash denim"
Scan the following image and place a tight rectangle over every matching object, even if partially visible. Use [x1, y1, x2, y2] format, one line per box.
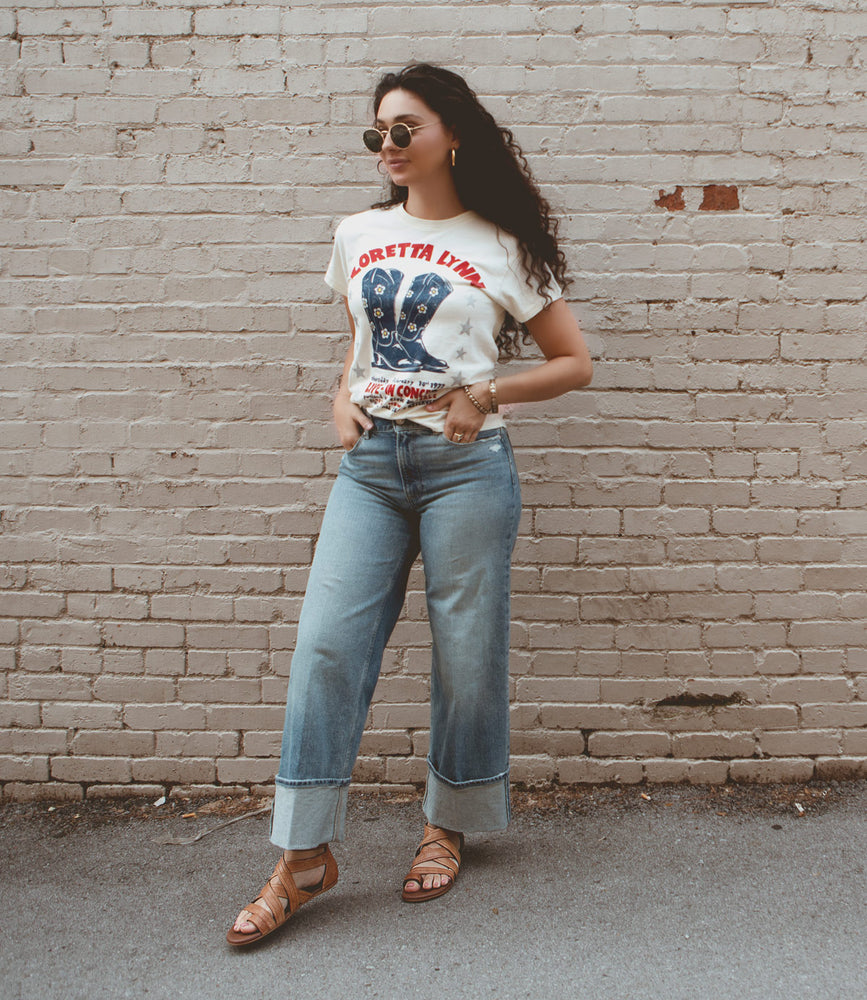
[270, 416, 521, 849]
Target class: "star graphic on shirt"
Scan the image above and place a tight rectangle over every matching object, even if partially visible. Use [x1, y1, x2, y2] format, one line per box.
[459, 320, 473, 337]
[455, 347, 466, 360]
[352, 363, 365, 379]
[449, 370, 466, 387]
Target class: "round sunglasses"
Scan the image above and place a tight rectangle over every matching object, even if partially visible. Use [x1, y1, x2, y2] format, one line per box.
[362, 121, 439, 152]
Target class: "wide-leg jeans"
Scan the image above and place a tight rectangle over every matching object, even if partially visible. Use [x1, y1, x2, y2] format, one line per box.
[270, 416, 522, 849]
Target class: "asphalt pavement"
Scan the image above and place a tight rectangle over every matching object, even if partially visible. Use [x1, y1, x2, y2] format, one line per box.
[1, 781, 865, 1000]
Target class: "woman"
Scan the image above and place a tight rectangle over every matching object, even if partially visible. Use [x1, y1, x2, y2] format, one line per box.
[228, 63, 592, 946]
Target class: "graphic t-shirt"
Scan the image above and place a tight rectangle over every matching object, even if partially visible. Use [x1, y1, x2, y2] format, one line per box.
[325, 204, 562, 432]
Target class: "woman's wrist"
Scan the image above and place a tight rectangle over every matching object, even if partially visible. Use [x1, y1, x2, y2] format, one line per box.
[463, 380, 496, 414]
[487, 378, 498, 413]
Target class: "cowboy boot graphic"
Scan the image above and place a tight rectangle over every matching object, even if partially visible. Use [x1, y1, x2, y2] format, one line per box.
[362, 268, 403, 370]
[362, 269, 451, 373]
[394, 273, 451, 373]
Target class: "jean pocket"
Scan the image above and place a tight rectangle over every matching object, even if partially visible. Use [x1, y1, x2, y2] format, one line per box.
[442, 428, 501, 449]
[344, 426, 374, 454]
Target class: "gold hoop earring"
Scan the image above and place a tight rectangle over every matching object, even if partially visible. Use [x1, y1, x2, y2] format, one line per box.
[451, 148, 456, 167]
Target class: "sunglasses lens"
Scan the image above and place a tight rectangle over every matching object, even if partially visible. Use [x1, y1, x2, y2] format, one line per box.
[391, 124, 412, 148]
[362, 129, 383, 152]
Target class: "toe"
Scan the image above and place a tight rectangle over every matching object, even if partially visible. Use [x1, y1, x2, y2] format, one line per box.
[404, 879, 420, 893]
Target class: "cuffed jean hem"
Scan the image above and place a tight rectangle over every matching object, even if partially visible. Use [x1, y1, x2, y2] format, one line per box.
[269, 780, 349, 849]
[422, 763, 511, 834]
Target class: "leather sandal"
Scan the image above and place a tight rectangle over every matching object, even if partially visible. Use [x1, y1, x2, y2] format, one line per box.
[402, 823, 464, 903]
[226, 845, 338, 946]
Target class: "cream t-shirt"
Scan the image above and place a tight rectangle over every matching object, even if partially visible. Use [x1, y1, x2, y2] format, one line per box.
[325, 204, 561, 432]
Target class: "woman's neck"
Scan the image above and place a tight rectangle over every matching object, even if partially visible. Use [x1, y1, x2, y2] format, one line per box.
[403, 173, 465, 220]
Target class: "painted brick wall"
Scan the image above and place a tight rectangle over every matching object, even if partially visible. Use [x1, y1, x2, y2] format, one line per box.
[2, 1, 866, 801]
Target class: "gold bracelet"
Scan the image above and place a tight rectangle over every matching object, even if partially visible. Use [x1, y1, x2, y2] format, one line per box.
[463, 384, 490, 414]
[488, 378, 498, 413]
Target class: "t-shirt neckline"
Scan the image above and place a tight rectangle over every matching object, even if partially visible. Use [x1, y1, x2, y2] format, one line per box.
[394, 203, 474, 229]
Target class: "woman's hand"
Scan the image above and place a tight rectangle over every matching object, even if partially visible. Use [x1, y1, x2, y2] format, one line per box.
[425, 382, 490, 443]
[334, 392, 373, 451]
[334, 300, 373, 450]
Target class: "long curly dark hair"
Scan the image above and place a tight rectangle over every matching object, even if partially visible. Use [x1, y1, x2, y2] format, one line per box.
[370, 63, 568, 360]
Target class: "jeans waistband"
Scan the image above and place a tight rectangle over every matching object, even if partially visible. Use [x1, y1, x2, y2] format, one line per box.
[369, 415, 438, 436]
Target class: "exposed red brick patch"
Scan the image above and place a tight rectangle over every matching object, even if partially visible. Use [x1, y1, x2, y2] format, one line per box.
[655, 185, 685, 211]
[700, 184, 739, 210]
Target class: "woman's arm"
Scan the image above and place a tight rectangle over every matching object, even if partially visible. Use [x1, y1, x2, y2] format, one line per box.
[491, 298, 593, 404]
[333, 298, 374, 450]
[426, 298, 593, 442]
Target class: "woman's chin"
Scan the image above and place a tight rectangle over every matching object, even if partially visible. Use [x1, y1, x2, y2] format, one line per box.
[385, 166, 411, 184]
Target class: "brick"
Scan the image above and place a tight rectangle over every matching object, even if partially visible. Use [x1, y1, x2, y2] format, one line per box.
[588, 732, 671, 758]
[93, 677, 176, 703]
[384, 756, 428, 784]
[540, 704, 638, 731]
[511, 755, 557, 784]
[713, 705, 799, 729]
[123, 705, 207, 731]
[643, 759, 730, 784]
[41, 703, 122, 729]
[0, 729, 68, 755]
[109, 10, 192, 36]
[195, 8, 281, 36]
[0, 702, 41, 727]
[729, 759, 815, 783]
[760, 731, 842, 756]
[10, 675, 93, 701]
[368, 704, 429, 729]
[132, 758, 216, 783]
[18, 11, 106, 35]
[169, 784, 251, 800]
[814, 757, 867, 780]
[216, 758, 277, 784]
[671, 733, 757, 758]
[0, 755, 50, 781]
[157, 732, 240, 758]
[2, 781, 84, 803]
[515, 678, 600, 702]
[103, 623, 184, 649]
[558, 758, 644, 784]
[205, 706, 284, 730]
[50, 756, 132, 783]
[177, 679, 261, 704]
[71, 731, 155, 756]
[86, 784, 165, 800]
[800, 703, 867, 728]
[542, 568, 628, 594]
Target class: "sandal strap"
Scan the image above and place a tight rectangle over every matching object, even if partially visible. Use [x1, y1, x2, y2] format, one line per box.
[404, 824, 463, 883]
[243, 847, 336, 934]
[242, 898, 279, 936]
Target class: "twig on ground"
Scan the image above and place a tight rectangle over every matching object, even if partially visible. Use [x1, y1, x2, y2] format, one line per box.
[151, 804, 271, 845]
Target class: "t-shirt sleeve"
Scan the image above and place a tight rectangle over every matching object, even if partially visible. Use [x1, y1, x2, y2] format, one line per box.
[494, 239, 563, 323]
[324, 221, 349, 296]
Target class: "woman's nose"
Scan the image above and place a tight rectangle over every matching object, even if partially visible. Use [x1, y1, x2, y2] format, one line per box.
[381, 128, 400, 152]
